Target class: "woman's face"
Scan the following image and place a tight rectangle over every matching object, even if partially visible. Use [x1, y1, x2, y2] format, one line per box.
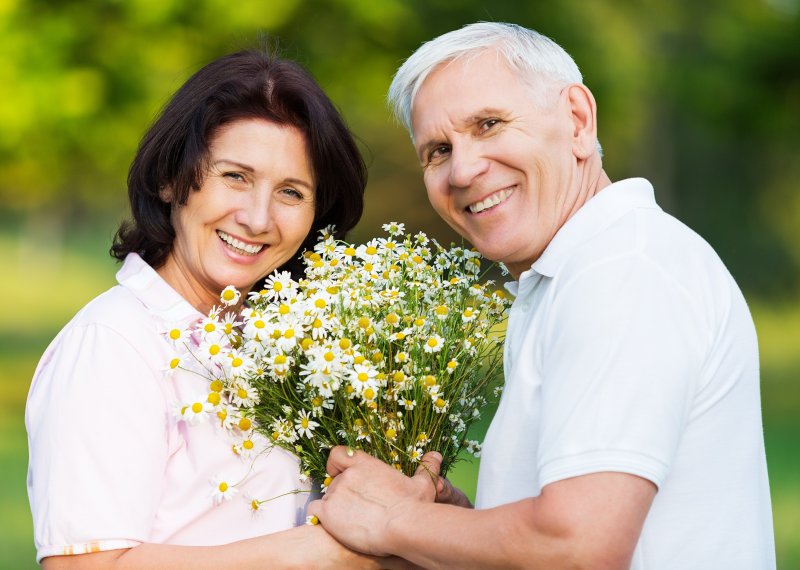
[158, 118, 316, 312]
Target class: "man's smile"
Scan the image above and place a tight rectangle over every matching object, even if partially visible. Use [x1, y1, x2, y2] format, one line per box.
[467, 187, 515, 214]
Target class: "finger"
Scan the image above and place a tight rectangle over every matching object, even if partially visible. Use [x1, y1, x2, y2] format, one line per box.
[412, 451, 443, 499]
[306, 498, 324, 526]
[326, 445, 361, 477]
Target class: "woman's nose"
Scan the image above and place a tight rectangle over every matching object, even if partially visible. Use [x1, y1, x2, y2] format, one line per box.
[236, 188, 274, 235]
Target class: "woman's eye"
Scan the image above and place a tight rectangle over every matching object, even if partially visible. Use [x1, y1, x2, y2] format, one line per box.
[223, 172, 246, 182]
[280, 187, 305, 201]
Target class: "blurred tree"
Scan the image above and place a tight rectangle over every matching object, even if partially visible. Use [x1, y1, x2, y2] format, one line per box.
[0, 0, 797, 295]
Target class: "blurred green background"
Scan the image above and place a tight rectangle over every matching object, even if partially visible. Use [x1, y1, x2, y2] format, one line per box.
[2, 0, 798, 567]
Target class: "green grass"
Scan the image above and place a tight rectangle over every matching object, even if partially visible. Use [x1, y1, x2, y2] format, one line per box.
[1, 227, 798, 568]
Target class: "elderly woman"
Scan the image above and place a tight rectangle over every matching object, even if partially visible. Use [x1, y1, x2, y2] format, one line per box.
[26, 48, 387, 568]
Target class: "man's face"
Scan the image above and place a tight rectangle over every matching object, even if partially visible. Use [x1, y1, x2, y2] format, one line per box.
[411, 49, 581, 278]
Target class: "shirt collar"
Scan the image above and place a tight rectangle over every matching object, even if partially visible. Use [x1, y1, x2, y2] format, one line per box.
[116, 253, 203, 324]
[508, 178, 660, 292]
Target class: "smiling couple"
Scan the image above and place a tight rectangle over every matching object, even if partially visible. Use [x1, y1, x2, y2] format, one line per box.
[26, 22, 774, 570]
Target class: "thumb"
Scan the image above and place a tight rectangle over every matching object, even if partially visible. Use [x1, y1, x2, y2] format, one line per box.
[413, 451, 444, 500]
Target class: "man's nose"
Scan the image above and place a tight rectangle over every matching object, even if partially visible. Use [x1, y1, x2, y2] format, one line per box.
[448, 142, 489, 189]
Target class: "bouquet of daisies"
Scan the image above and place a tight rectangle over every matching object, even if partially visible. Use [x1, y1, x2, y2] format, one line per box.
[171, 223, 510, 486]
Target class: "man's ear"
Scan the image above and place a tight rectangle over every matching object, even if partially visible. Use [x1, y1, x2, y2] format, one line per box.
[566, 83, 598, 160]
[158, 185, 174, 204]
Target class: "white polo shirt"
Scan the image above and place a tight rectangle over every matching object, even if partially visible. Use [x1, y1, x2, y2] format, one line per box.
[26, 253, 309, 563]
[476, 178, 775, 569]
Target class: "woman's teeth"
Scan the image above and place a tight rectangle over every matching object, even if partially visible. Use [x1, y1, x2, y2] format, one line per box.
[217, 231, 263, 255]
[468, 188, 513, 214]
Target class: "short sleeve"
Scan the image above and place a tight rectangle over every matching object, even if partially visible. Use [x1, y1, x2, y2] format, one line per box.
[536, 253, 710, 489]
[26, 321, 170, 562]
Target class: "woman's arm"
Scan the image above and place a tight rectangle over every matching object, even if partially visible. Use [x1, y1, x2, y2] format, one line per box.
[41, 524, 410, 570]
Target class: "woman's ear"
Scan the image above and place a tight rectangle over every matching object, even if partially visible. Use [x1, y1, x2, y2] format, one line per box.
[158, 185, 174, 204]
[566, 83, 599, 160]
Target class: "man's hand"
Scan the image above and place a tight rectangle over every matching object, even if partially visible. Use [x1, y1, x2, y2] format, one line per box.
[307, 446, 450, 556]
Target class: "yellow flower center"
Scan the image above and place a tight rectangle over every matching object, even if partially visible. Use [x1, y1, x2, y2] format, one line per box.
[279, 304, 290, 315]
[339, 338, 352, 350]
[238, 417, 252, 431]
[237, 388, 248, 399]
[254, 320, 265, 329]
[435, 305, 448, 316]
[366, 246, 378, 255]
[301, 338, 314, 350]
[344, 247, 356, 257]
[273, 281, 283, 292]
[191, 402, 203, 413]
[222, 289, 236, 301]
[210, 380, 223, 392]
[301, 418, 310, 428]
[315, 298, 327, 309]
[209, 344, 220, 356]
[312, 396, 323, 407]
[243, 439, 254, 450]
[363, 387, 375, 400]
[357, 372, 369, 383]
[385, 428, 396, 439]
[207, 392, 221, 405]
[427, 337, 439, 348]
[312, 318, 323, 329]
[204, 323, 216, 333]
[274, 354, 287, 365]
[447, 360, 457, 370]
[284, 329, 295, 339]
[170, 358, 181, 369]
[424, 375, 436, 387]
[217, 409, 227, 421]
[169, 329, 181, 340]
[435, 398, 446, 408]
[231, 357, 243, 367]
[323, 476, 333, 487]
[386, 313, 399, 325]
[218, 482, 228, 492]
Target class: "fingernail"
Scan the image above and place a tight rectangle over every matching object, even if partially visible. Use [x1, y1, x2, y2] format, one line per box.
[346, 447, 354, 457]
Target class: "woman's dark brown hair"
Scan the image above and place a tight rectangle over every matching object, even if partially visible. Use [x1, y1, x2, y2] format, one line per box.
[111, 47, 366, 279]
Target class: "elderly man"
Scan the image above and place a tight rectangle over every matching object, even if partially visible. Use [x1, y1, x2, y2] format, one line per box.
[309, 22, 775, 569]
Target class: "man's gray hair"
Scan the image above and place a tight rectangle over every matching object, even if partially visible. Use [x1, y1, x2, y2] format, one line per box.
[388, 22, 585, 136]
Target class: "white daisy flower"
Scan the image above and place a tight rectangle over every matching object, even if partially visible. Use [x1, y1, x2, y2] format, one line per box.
[178, 396, 213, 425]
[219, 286, 241, 306]
[164, 323, 189, 345]
[210, 474, 238, 504]
[231, 382, 259, 407]
[382, 221, 405, 236]
[294, 410, 319, 439]
[262, 271, 296, 300]
[422, 334, 444, 353]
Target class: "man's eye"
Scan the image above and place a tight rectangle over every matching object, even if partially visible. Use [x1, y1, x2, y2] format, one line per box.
[479, 119, 500, 132]
[429, 145, 451, 160]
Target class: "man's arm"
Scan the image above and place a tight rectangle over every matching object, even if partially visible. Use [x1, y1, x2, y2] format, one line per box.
[309, 448, 656, 570]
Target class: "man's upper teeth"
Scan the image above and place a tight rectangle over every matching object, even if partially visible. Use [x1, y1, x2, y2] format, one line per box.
[469, 188, 513, 214]
[218, 231, 263, 254]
